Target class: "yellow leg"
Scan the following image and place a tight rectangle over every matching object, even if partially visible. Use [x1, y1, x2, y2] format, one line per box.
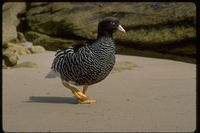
[62, 81, 87, 99]
[78, 86, 96, 104]
[82, 85, 88, 94]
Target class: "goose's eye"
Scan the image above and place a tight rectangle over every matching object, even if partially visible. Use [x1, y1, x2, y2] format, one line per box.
[110, 21, 115, 25]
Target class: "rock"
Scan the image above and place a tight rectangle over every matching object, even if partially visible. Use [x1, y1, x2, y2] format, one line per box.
[28, 45, 46, 53]
[25, 31, 80, 51]
[2, 2, 26, 45]
[169, 43, 196, 56]
[17, 32, 27, 43]
[20, 42, 33, 48]
[3, 49, 18, 67]
[25, 2, 196, 43]
[20, 39, 46, 54]
[115, 3, 196, 45]
[2, 59, 7, 69]
[29, 2, 48, 7]
[25, 31, 50, 42]
[25, 2, 196, 59]
[12, 61, 39, 68]
[5, 43, 31, 55]
[25, 3, 100, 39]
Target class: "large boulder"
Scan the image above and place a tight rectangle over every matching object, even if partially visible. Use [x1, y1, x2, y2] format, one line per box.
[25, 3, 97, 39]
[25, 2, 196, 59]
[3, 49, 18, 67]
[2, 2, 26, 45]
[25, 31, 80, 50]
[4, 43, 32, 55]
[25, 2, 196, 43]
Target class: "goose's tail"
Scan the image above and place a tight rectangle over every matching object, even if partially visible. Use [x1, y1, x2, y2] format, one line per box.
[45, 69, 60, 78]
[45, 50, 64, 79]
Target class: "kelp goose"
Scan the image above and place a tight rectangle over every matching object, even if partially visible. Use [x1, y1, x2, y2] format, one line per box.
[45, 17, 125, 104]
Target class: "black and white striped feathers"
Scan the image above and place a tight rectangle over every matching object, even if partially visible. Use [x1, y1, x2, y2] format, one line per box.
[46, 37, 115, 85]
[45, 17, 125, 86]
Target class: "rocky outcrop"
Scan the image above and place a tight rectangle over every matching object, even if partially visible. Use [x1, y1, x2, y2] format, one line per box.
[25, 3, 196, 43]
[2, 3, 26, 45]
[2, 2, 196, 63]
[3, 48, 19, 67]
[2, 2, 47, 69]
[4, 43, 31, 55]
[25, 31, 79, 50]
[25, 2, 196, 57]
[2, 42, 46, 68]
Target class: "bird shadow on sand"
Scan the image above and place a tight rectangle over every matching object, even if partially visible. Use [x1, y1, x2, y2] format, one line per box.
[28, 96, 78, 104]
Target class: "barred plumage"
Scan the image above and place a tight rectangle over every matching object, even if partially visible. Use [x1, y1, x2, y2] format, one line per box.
[45, 17, 125, 104]
[51, 37, 115, 85]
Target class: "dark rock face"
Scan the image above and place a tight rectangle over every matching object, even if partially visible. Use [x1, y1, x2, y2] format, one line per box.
[26, 3, 196, 42]
[25, 2, 196, 57]
[3, 2, 196, 63]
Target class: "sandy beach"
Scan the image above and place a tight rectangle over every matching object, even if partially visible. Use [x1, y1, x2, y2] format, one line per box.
[2, 51, 196, 132]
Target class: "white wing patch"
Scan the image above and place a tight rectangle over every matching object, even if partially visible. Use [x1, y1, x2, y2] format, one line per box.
[45, 69, 61, 78]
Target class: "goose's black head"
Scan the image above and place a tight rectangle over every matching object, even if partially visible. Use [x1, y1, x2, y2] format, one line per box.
[97, 17, 125, 38]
